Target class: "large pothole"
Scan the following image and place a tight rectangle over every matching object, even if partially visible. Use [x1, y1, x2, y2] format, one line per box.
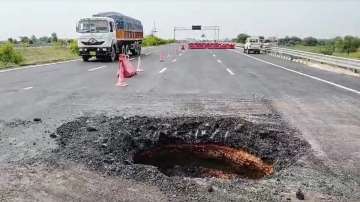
[134, 144, 273, 179]
[48, 115, 310, 181]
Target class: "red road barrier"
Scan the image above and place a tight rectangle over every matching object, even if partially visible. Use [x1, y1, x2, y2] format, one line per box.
[188, 42, 235, 49]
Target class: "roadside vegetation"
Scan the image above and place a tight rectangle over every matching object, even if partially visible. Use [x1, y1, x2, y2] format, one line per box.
[142, 35, 175, 47]
[287, 44, 360, 59]
[1, 34, 174, 69]
[0, 43, 24, 67]
[278, 36, 360, 59]
[234, 33, 251, 44]
[0, 33, 79, 69]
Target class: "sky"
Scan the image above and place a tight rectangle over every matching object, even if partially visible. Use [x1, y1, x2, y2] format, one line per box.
[0, 0, 359, 40]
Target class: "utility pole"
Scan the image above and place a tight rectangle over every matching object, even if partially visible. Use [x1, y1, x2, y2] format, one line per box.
[173, 27, 176, 40]
[151, 21, 158, 36]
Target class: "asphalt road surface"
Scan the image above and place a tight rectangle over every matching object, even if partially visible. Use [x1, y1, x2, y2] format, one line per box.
[1, 44, 359, 201]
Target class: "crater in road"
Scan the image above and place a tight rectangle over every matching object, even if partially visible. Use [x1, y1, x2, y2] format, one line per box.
[48, 114, 310, 181]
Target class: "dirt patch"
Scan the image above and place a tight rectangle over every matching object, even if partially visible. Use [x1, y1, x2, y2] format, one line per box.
[134, 144, 273, 179]
[0, 163, 167, 202]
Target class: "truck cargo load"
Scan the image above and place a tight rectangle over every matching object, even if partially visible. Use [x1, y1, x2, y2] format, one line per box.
[93, 12, 143, 41]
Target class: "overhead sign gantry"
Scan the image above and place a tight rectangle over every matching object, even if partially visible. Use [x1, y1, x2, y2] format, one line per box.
[173, 25, 220, 41]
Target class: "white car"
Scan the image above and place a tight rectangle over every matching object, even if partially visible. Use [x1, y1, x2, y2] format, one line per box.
[244, 37, 261, 54]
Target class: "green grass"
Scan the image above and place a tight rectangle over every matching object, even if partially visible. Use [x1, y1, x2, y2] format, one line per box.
[288, 45, 360, 60]
[0, 47, 79, 69]
[18, 47, 79, 65]
[142, 36, 175, 47]
[332, 52, 360, 59]
[288, 45, 325, 53]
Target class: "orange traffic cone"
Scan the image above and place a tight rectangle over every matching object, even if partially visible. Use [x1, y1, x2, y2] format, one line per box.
[160, 52, 165, 62]
[116, 55, 128, 87]
[136, 56, 144, 72]
[122, 54, 137, 78]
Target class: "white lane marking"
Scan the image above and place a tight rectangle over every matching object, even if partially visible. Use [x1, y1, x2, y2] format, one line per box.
[179, 53, 183, 57]
[144, 52, 152, 56]
[226, 68, 235, 75]
[159, 67, 167, 74]
[137, 56, 142, 69]
[129, 58, 135, 61]
[0, 59, 81, 73]
[172, 59, 177, 63]
[217, 59, 222, 64]
[213, 54, 216, 57]
[231, 50, 360, 95]
[23, 87, 33, 90]
[88, 66, 107, 72]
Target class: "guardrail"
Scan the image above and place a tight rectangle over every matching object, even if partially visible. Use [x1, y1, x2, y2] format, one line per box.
[268, 47, 360, 72]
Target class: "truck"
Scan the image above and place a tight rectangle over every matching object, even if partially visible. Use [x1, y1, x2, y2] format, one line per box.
[244, 36, 262, 54]
[76, 12, 143, 62]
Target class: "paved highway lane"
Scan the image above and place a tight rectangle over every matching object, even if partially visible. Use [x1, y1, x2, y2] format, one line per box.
[218, 49, 360, 175]
[0, 44, 360, 177]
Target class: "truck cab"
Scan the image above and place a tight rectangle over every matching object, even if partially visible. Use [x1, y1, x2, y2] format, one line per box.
[76, 17, 118, 62]
[244, 37, 262, 54]
[77, 12, 143, 62]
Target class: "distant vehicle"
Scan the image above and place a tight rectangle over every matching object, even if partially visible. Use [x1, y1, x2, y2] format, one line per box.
[262, 37, 278, 50]
[244, 37, 261, 54]
[76, 12, 143, 62]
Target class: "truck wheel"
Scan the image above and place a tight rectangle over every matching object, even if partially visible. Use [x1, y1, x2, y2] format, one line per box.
[130, 49, 136, 56]
[133, 47, 141, 56]
[131, 47, 141, 56]
[125, 45, 129, 55]
[110, 46, 116, 62]
[82, 56, 90, 62]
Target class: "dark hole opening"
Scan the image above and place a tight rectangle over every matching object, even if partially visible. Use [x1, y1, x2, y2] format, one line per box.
[133, 144, 273, 179]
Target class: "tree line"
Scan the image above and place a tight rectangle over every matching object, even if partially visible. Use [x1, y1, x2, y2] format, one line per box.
[278, 36, 360, 54]
[7, 32, 58, 46]
[234, 33, 360, 55]
[6, 32, 76, 48]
